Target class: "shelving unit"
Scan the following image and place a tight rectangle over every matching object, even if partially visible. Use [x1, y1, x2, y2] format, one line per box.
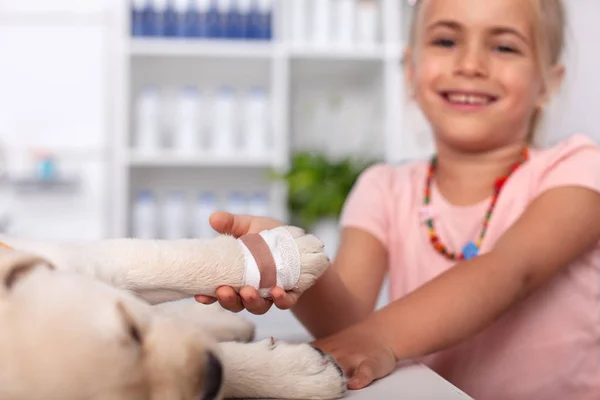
[109, 0, 432, 239]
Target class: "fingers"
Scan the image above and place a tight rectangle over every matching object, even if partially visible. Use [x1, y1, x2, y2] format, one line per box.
[270, 287, 300, 310]
[194, 295, 217, 305]
[239, 286, 273, 315]
[347, 360, 377, 390]
[209, 211, 252, 238]
[194, 285, 293, 314]
[214, 286, 245, 313]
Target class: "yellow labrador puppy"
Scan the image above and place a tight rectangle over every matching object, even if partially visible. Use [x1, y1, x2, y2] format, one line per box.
[0, 226, 347, 399]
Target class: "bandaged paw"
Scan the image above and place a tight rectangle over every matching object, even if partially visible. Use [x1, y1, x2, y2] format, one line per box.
[237, 226, 329, 298]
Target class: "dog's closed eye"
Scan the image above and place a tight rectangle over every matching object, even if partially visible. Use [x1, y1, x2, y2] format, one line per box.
[116, 301, 144, 346]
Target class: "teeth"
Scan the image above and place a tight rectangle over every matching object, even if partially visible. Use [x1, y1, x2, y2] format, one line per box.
[447, 93, 491, 105]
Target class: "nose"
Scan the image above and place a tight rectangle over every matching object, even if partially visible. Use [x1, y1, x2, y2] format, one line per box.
[202, 351, 223, 400]
[456, 45, 488, 78]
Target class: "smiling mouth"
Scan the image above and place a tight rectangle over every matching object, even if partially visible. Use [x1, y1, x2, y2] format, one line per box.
[440, 91, 498, 106]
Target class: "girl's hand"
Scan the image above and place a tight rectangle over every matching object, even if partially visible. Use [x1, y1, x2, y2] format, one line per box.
[312, 324, 397, 390]
[194, 211, 301, 315]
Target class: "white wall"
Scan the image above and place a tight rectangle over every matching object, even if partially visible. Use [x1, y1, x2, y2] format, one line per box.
[540, 0, 600, 146]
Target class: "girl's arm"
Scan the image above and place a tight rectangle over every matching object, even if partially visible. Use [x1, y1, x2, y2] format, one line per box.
[291, 226, 388, 339]
[364, 185, 600, 360]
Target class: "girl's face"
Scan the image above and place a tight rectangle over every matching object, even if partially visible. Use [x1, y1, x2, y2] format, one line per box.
[405, 0, 563, 152]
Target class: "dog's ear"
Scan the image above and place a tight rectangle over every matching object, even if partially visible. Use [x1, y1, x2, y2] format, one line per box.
[0, 248, 55, 296]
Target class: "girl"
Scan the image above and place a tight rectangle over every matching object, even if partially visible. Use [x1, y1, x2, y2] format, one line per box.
[197, 0, 600, 399]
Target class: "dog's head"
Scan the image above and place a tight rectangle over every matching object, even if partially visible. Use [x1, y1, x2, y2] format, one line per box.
[0, 248, 224, 400]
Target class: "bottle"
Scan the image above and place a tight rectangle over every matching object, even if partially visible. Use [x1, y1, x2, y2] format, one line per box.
[290, 0, 308, 45]
[242, 86, 270, 157]
[173, 0, 189, 37]
[161, 190, 187, 239]
[135, 86, 162, 154]
[226, 0, 244, 39]
[206, 0, 224, 38]
[152, 0, 169, 36]
[236, 0, 253, 39]
[254, 0, 272, 40]
[333, 0, 355, 48]
[174, 86, 200, 154]
[163, 0, 179, 37]
[131, 0, 148, 37]
[356, 0, 378, 47]
[191, 0, 211, 38]
[247, 192, 270, 217]
[212, 86, 238, 156]
[132, 190, 157, 239]
[194, 192, 217, 238]
[311, 0, 331, 47]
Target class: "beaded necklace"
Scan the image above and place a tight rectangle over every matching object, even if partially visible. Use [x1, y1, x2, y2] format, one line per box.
[423, 148, 529, 261]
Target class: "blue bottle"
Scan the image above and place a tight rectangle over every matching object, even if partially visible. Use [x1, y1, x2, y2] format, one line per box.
[131, 0, 148, 37]
[226, 0, 244, 39]
[247, 0, 271, 40]
[236, 0, 252, 39]
[141, 0, 158, 36]
[163, 0, 179, 37]
[206, 0, 224, 39]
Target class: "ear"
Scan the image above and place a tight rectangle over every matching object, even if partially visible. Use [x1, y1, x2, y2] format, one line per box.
[0, 249, 55, 296]
[402, 47, 416, 99]
[537, 64, 566, 108]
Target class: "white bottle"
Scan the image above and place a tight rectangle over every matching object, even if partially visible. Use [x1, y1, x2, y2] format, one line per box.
[311, 0, 331, 47]
[135, 86, 162, 154]
[194, 192, 217, 238]
[243, 86, 270, 157]
[161, 190, 187, 239]
[132, 190, 157, 239]
[212, 86, 238, 156]
[174, 86, 200, 154]
[290, 0, 308, 45]
[333, 0, 355, 48]
[247, 192, 270, 217]
[356, 0, 378, 47]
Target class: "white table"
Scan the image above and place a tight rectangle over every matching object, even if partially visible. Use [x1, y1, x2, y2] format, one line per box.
[250, 325, 474, 400]
[343, 362, 473, 399]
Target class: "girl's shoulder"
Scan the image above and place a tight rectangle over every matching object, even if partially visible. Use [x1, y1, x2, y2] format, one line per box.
[527, 133, 600, 195]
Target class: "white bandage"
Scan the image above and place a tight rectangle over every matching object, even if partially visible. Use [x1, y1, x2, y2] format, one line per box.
[237, 227, 302, 294]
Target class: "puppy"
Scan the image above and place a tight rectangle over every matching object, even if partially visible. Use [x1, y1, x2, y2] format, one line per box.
[0, 227, 347, 399]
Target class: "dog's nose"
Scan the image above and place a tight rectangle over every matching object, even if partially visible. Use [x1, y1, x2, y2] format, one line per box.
[202, 351, 223, 400]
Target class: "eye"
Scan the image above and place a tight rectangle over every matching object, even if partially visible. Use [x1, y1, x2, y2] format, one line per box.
[128, 322, 143, 344]
[116, 301, 144, 345]
[432, 38, 455, 48]
[495, 45, 518, 53]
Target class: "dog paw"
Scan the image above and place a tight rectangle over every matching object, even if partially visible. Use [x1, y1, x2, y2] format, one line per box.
[248, 339, 347, 399]
[278, 226, 331, 294]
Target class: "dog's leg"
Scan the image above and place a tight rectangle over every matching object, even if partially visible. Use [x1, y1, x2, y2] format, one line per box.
[152, 300, 256, 343]
[0, 226, 329, 305]
[218, 339, 347, 399]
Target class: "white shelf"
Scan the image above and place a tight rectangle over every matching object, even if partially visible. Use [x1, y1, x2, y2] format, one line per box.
[126, 152, 276, 168]
[129, 39, 275, 59]
[110, 0, 422, 238]
[289, 45, 386, 61]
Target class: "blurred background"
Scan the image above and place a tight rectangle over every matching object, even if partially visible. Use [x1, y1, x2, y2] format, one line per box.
[0, 0, 597, 337]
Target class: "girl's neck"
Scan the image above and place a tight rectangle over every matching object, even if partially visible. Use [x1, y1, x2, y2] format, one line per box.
[432, 141, 527, 206]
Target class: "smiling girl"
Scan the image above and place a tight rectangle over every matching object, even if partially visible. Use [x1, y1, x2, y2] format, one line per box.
[198, 0, 600, 398]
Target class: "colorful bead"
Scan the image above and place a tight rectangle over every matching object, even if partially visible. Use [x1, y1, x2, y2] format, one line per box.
[423, 148, 529, 261]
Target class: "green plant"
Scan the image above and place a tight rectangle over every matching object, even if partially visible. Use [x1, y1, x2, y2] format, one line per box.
[271, 152, 377, 230]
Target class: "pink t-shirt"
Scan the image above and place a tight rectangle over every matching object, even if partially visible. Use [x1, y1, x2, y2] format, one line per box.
[340, 134, 600, 400]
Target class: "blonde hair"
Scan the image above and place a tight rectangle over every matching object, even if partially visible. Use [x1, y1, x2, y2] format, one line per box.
[407, 0, 567, 143]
